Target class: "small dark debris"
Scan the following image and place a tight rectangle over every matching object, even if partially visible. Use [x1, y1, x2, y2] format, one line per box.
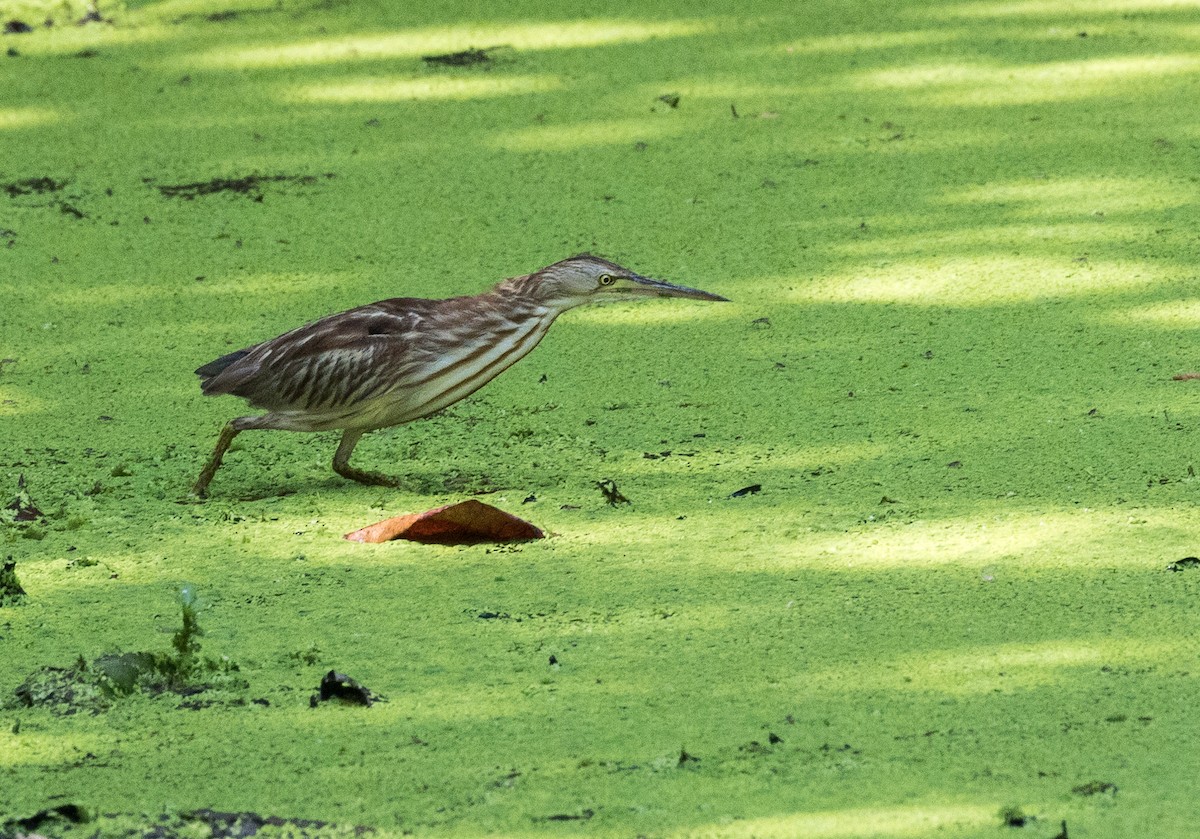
[59, 201, 86, 218]
[77, 6, 110, 25]
[542, 809, 594, 822]
[947, 460, 962, 468]
[423, 47, 495, 66]
[178, 697, 219, 710]
[548, 654, 558, 665]
[999, 806, 1028, 827]
[596, 478, 630, 506]
[768, 732, 783, 744]
[1, 557, 27, 605]
[879, 495, 900, 504]
[12, 661, 111, 715]
[820, 742, 857, 753]
[155, 172, 334, 200]
[730, 103, 739, 118]
[729, 484, 761, 498]
[4, 19, 33, 34]
[678, 748, 700, 766]
[311, 670, 380, 707]
[657, 93, 680, 108]
[6, 46, 17, 56]
[179, 809, 344, 836]
[1071, 780, 1117, 797]
[5, 474, 43, 521]
[4, 176, 66, 196]
[1167, 557, 1200, 572]
[522, 494, 537, 504]
[750, 316, 771, 328]
[477, 611, 510, 620]
[10, 803, 90, 831]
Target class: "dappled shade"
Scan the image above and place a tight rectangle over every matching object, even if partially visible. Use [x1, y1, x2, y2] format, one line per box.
[8, 0, 1200, 835]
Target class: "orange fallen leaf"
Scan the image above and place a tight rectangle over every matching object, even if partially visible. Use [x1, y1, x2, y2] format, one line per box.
[344, 499, 544, 545]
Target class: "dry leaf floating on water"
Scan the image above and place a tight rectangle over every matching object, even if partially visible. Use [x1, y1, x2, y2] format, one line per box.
[344, 499, 544, 545]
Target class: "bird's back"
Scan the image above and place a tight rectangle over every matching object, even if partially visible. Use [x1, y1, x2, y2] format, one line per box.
[193, 290, 555, 432]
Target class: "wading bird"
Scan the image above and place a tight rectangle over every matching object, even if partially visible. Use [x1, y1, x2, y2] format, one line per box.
[192, 255, 728, 496]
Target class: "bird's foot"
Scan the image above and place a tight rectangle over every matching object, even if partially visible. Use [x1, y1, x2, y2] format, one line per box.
[190, 475, 214, 499]
[333, 464, 404, 488]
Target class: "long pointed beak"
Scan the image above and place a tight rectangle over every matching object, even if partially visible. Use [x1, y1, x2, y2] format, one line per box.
[624, 274, 730, 302]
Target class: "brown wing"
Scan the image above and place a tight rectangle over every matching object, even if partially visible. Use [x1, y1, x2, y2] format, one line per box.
[196, 298, 434, 413]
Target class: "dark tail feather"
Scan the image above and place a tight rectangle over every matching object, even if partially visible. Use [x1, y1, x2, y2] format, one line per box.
[196, 349, 251, 384]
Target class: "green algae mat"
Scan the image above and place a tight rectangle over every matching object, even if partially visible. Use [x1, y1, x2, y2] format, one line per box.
[3, 0, 1200, 836]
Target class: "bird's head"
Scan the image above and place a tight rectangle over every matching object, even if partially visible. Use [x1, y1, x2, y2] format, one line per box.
[522, 255, 729, 310]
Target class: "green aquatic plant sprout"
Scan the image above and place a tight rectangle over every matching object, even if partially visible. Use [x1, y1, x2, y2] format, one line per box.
[85, 585, 230, 698]
[9, 586, 244, 714]
[93, 585, 210, 694]
[171, 585, 203, 667]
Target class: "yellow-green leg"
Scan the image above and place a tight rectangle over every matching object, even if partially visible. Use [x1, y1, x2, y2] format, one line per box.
[332, 429, 400, 487]
[192, 421, 240, 498]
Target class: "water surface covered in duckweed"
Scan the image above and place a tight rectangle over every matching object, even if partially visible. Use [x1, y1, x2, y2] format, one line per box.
[3, 0, 1200, 836]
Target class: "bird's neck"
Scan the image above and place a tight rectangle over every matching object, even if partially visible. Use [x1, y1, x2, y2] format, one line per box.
[486, 274, 574, 317]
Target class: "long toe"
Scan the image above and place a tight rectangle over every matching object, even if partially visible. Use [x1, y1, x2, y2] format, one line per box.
[333, 465, 404, 488]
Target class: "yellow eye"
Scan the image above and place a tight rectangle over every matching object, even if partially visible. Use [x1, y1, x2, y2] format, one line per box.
[598, 274, 615, 286]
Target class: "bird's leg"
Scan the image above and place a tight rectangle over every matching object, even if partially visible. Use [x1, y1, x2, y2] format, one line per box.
[332, 429, 402, 487]
[192, 421, 241, 498]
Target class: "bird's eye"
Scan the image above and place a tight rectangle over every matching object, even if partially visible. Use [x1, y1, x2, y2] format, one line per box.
[598, 274, 615, 286]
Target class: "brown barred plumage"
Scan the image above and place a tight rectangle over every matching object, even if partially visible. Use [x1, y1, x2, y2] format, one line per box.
[191, 255, 728, 496]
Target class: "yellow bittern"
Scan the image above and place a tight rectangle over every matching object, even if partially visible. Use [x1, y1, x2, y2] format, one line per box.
[192, 255, 728, 496]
